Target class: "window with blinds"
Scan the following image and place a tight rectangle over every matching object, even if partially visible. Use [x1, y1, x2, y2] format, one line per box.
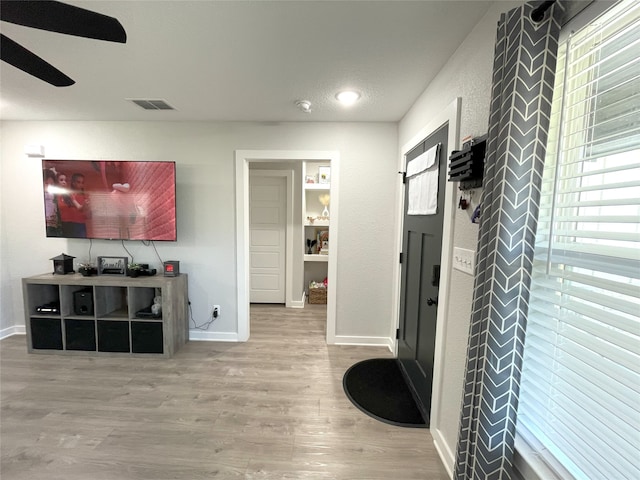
[516, 1, 640, 479]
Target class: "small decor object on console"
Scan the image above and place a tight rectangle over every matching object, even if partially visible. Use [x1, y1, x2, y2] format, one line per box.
[97, 256, 128, 276]
[163, 260, 180, 277]
[151, 296, 162, 316]
[78, 263, 97, 276]
[127, 264, 157, 277]
[127, 264, 144, 277]
[51, 253, 75, 275]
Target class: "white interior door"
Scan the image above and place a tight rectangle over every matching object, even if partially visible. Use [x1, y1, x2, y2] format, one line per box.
[249, 173, 286, 303]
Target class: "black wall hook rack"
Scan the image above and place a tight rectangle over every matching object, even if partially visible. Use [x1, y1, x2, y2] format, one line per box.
[448, 135, 487, 191]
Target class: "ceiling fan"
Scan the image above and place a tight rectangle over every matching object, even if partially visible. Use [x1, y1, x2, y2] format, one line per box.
[0, 0, 126, 87]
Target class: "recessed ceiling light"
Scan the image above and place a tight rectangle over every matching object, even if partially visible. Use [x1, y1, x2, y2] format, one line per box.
[336, 91, 360, 106]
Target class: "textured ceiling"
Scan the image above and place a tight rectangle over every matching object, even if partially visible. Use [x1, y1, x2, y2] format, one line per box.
[0, 0, 494, 122]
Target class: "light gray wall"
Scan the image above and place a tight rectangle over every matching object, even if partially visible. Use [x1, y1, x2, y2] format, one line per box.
[1, 1, 522, 472]
[0, 121, 398, 342]
[398, 0, 521, 472]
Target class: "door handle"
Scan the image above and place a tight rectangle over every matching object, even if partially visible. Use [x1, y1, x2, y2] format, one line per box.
[427, 297, 438, 306]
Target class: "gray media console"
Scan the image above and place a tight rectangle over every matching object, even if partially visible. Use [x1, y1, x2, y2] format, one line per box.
[22, 273, 189, 358]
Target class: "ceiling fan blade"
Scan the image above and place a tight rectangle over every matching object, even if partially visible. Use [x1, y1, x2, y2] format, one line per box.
[0, 0, 126, 43]
[0, 34, 74, 86]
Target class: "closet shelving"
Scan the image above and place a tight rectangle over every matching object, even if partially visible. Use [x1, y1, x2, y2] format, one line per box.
[303, 163, 330, 298]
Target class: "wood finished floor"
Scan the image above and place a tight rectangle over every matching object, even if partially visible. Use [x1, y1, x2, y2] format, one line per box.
[1, 304, 449, 480]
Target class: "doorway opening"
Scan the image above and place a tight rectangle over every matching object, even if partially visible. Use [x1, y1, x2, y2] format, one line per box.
[397, 123, 449, 424]
[235, 150, 340, 344]
[393, 97, 460, 453]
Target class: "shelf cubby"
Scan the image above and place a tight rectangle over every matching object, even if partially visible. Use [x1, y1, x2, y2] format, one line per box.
[129, 287, 159, 320]
[95, 286, 128, 319]
[26, 283, 60, 317]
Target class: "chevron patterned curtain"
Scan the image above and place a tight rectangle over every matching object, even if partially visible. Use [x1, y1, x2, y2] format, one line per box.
[453, 2, 566, 479]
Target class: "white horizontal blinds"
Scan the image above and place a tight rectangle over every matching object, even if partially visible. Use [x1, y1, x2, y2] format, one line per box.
[563, 1, 640, 159]
[517, 1, 640, 480]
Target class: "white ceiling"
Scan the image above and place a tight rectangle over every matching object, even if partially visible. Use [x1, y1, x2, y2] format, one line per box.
[0, 0, 493, 122]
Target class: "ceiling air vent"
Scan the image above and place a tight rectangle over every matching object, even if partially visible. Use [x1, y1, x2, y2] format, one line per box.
[128, 99, 175, 110]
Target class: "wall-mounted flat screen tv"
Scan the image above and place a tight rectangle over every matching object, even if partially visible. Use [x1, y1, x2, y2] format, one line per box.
[42, 160, 177, 241]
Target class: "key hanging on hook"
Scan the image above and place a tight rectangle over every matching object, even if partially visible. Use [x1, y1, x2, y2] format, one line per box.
[459, 193, 469, 210]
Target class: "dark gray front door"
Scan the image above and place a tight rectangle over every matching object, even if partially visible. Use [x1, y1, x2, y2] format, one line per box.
[397, 124, 448, 425]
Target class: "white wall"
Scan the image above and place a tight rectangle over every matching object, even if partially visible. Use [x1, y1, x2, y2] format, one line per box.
[398, 1, 521, 474]
[0, 121, 398, 343]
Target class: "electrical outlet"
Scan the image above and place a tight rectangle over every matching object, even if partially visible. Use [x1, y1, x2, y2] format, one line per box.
[212, 305, 220, 319]
[453, 247, 475, 275]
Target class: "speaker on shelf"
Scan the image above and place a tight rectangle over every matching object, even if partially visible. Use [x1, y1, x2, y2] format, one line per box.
[73, 290, 94, 316]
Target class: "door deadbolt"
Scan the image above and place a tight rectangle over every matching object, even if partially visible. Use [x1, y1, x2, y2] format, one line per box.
[427, 297, 438, 306]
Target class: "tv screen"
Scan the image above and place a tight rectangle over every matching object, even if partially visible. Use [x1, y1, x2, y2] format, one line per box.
[42, 160, 177, 241]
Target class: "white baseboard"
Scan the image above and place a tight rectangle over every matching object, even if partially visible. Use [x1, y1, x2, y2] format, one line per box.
[287, 293, 306, 309]
[0, 325, 26, 340]
[333, 335, 393, 352]
[432, 427, 455, 479]
[188, 330, 240, 342]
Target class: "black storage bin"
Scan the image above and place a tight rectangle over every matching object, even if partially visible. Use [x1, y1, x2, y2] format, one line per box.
[97, 320, 130, 352]
[30, 318, 63, 350]
[65, 319, 96, 351]
[131, 321, 164, 354]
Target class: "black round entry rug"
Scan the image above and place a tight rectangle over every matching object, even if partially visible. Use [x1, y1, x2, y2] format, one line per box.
[343, 358, 427, 428]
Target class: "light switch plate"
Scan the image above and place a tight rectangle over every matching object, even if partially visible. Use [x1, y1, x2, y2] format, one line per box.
[453, 247, 475, 275]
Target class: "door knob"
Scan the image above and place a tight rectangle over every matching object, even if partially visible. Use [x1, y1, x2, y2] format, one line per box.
[427, 297, 438, 306]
